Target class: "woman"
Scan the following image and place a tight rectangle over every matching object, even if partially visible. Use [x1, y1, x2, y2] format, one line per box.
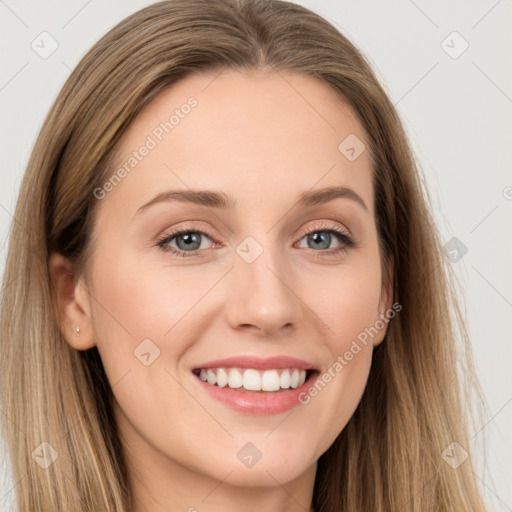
[0, 0, 488, 510]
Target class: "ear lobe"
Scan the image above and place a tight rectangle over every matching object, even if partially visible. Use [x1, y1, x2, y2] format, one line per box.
[49, 252, 96, 350]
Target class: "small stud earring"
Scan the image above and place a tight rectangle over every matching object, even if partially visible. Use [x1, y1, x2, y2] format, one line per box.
[74, 326, 80, 336]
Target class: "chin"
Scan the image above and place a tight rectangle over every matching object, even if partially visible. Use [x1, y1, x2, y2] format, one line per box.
[195, 446, 317, 487]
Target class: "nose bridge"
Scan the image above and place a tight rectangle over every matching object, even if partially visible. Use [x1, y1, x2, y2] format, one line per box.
[226, 233, 302, 335]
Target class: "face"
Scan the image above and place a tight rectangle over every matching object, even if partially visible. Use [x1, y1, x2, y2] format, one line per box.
[53, 68, 392, 496]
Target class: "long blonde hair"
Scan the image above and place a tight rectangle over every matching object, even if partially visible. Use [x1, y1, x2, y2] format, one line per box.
[0, 0, 488, 510]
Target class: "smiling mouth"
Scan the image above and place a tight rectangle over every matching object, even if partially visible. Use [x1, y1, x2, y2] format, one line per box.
[192, 367, 318, 392]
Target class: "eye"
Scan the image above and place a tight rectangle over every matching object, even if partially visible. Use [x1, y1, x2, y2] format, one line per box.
[295, 223, 356, 257]
[156, 226, 215, 257]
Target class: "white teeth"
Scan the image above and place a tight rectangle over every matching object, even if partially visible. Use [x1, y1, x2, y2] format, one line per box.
[206, 369, 217, 386]
[228, 368, 243, 388]
[243, 369, 261, 391]
[290, 369, 299, 388]
[261, 370, 280, 391]
[280, 369, 291, 389]
[216, 368, 229, 388]
[196, 367, 308, 392]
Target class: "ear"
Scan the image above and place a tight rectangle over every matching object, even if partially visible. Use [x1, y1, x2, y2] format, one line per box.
[373, 257, 395, 347]
[49, 252, 96, 350]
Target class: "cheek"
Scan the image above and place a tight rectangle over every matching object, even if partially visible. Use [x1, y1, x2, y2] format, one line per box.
[295, 251, 382, 440]
[303, 344, 373, 458]
[299, 280, 378, 455]
[86, 252, 220, 471]
[307, 260, 383, 352]
[88, 249, 216, 356]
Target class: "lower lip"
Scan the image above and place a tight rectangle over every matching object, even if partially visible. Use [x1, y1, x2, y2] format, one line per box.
[193, 372, 317, 415]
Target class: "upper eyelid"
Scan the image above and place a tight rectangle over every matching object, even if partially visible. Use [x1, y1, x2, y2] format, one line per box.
[297, 222, 351, 238]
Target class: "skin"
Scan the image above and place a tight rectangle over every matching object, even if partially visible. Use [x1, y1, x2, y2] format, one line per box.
[50, 68, 393, 512]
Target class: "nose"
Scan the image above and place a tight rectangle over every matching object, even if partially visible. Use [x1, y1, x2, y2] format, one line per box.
[224, 243, 303, 337]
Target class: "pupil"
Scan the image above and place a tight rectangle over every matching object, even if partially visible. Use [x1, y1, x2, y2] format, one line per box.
[177, 233, 201, 250]
[310, 232, 330, 250]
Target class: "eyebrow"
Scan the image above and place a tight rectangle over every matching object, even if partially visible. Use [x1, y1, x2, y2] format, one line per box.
[134, 185, 368, 216]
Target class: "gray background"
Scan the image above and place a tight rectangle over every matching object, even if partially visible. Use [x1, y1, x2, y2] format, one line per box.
[1, 0, 511, 510]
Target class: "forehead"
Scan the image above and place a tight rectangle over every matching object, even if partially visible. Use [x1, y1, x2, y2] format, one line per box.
[99, 68, 374, 218]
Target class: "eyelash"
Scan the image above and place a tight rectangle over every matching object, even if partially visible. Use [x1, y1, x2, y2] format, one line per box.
[156, 222, 357, 259]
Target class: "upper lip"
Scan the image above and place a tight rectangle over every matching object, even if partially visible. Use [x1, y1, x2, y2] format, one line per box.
[192, 356, 317, 371]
